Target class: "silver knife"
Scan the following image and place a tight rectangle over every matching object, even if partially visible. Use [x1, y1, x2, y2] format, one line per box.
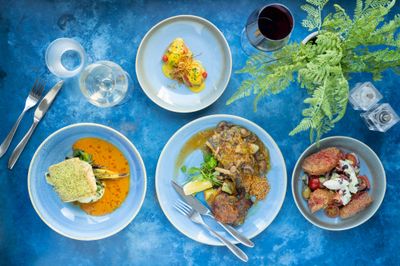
[8, 80, 64, 169]
[171, 180, 254, 247]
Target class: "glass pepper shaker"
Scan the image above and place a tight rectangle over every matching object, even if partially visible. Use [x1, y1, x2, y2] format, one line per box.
[361, 103, 399, 132]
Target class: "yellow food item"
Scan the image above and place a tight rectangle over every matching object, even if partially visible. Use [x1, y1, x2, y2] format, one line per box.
[162, 38, 207, 93]
[183, 180, 213, 195]
[204, 188, 219, 205]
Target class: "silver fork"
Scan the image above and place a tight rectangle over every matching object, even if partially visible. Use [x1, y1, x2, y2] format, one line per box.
[174, 199, 248, 262]
[0, 79, 44, 158]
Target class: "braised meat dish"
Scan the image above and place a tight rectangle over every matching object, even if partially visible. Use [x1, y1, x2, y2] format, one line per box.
[181, 122, 271, 226]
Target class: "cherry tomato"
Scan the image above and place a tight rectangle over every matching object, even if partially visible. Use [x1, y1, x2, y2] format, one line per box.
[162, 55, 168, 62]
[309, 177, 321, 191]
[202, 71, 208, 78]
[358, 175, 371, 191]
[325, 205, 339, 218]
[345, 153, 358, 167]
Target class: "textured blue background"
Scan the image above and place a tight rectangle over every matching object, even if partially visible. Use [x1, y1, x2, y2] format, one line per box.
[0, 0, 399, 265]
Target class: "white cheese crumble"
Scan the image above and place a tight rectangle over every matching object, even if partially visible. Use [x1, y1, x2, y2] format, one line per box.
[322, 160, 359, 206]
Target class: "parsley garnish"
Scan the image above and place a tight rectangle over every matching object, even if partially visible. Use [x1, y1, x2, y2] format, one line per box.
[181, 153, 222, 186]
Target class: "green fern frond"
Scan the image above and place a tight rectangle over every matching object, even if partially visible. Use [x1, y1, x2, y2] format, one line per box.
[354, 0, 364, 19]
[226, 80, 254, 105]
[301, 0, 329, 31]
[289, 119, 312, 136]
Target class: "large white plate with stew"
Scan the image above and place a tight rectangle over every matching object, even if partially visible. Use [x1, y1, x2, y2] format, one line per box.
[155, 114, 287, 245]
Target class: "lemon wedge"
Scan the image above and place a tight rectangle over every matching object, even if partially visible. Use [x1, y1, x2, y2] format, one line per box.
[183, 180, 212, 195]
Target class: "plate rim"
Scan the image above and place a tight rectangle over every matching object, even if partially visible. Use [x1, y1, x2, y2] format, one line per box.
[27, 122, 147, 241]
[155, 114, 287, 246]
[291, 136, 387, 231]
[135, 14, 232, 113]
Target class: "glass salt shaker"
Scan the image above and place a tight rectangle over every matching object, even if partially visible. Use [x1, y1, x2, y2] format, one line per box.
[361, 103, 399, 132]
[349, 82, 383, 111]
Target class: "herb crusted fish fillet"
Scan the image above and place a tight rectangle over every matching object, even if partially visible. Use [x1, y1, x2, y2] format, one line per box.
[46, 158, 97, 202]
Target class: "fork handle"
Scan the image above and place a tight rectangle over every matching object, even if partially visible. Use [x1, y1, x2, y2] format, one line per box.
[201, 222, 248, 262]
[216, 220, 255, 248]
[0, 109, 27, 158]
[8, 121, 38, 170]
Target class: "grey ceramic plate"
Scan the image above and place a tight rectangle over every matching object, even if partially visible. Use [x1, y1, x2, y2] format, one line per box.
[135, 15, 232, 113]
[292, 136, 386, 231]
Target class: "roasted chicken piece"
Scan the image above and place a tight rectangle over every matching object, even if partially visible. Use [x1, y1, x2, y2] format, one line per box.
[302, 147, 342, 175]
[339, 192, 373, 219]
[308, 189, 335, 213]
[212, 192, 253, 226]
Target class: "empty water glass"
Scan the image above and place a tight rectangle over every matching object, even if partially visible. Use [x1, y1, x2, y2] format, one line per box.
[45, 38, 86, 78]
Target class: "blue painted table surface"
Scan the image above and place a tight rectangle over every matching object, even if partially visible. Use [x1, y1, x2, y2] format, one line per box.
[0, 0, 399, 265]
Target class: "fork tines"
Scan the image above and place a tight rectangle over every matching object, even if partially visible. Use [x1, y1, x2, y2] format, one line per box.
[32, 79, 45, 99]
[174, 199, 192, 216]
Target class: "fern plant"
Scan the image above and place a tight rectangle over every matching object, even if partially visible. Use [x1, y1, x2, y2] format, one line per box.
[228, 0, 400, 142]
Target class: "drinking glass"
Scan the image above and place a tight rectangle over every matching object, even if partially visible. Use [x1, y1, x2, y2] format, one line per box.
[241, 4, 294, 55]
[45, 38, 86, 78]
[79, 61, 129, 107]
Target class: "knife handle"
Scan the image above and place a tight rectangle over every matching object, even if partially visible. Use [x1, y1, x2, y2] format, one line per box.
[0, 109, 27, 158]
[8, 121, 38, 169]
[216, 220, 255, 248]
[202, 221, 248, 262]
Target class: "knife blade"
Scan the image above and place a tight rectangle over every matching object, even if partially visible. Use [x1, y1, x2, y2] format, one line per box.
[8, 80, 64, 169]
[171, 180, 254, 247]
[171, 180, 211, 215]
[34, 80, 64, 121]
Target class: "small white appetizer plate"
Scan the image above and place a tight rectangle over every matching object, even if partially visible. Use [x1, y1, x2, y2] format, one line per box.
[28, 123, 147, 240]
[136, 15, 232, 113]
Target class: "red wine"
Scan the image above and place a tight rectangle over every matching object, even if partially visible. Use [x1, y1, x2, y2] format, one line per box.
[258, 5, 293, 40]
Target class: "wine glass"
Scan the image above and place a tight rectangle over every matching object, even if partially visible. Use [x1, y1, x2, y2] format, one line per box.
[79, 61, 130, 108]
[241, 4, 294, 56]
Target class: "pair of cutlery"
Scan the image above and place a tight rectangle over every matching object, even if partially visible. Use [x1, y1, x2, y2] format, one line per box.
[1, 80, 64, 169]
[171, 180, 252, 262]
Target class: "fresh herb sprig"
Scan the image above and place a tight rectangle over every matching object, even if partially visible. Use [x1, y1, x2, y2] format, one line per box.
[72, 149, 93, 165]
[181, 154, 222, 186]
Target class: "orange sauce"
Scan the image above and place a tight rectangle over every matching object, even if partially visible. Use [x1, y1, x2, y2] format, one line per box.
[73, 138, 130, 216]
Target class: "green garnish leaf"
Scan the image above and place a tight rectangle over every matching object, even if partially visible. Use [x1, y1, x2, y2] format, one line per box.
[180, 165, 187, 173]
[72, 149, 93, 164]
[184, 154, 222, 186]
[187, 167, 200, 175]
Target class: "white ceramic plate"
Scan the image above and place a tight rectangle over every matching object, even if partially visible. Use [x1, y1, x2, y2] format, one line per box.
[156, 115, 287, 245]
[136, 15, 232, 113]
